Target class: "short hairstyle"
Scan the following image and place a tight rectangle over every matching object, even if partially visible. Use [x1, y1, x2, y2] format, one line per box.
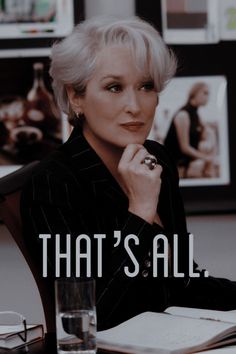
[50, 16, 177, 120]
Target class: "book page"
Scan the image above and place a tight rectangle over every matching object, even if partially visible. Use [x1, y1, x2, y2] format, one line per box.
[0, 325, 44, 349]
[165, 307, 236, 324]
[0, 324, 35, 336]
[97, 312, 236, 354]
[196, 346, 236, 353]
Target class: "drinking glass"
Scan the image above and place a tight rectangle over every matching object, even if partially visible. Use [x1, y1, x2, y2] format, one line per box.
[55, 278, 96, 354]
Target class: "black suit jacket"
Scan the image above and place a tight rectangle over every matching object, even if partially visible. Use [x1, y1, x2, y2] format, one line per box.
[21, 124, 236, 330]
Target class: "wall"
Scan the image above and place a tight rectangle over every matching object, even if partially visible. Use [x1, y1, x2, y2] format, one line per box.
[85, 0, 135, 18]
[0, 224, 46, 328]
[187, 214, 236, 280]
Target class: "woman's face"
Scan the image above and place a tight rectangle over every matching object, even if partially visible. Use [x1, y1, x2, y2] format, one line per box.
[193, 85, 209, 106]
[72, 45, 158, 150]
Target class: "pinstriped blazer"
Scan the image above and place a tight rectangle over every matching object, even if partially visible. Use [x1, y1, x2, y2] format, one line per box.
[20, 123, 204, 329]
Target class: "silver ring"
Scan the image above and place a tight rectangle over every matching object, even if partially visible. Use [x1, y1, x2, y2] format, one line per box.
[141, 155, 158, 170]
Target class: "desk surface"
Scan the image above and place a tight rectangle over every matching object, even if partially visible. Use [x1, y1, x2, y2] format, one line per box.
[0, 333, 113, 354]
[1, 333, 236, 354]
[0, 333, 56, 354]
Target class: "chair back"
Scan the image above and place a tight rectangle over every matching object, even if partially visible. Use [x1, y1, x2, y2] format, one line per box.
[0, 161, 54, 332]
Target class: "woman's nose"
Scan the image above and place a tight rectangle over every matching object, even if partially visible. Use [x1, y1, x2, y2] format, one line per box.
[124, 89, 141, 115]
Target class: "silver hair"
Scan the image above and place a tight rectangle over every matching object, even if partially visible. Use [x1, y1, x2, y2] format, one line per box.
[50, 16, 177, 119]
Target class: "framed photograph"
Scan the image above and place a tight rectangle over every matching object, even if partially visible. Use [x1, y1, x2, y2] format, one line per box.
[135, 0, 236, 213]
[149, 76, 230, 188]
[220, 0, 236, 40]
[0, 0, 74, 39]
[161, 0, 219, 44]
[0, 55, 66, 178]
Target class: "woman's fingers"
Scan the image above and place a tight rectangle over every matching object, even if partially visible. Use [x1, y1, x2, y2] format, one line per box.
[119, 144, 143, 165]
[119, 144, 162, 175]
[117, 144, 163, 224]
[131, 147, 149, 166]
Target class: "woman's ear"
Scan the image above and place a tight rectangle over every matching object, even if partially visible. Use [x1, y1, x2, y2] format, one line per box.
[65, 85, 81, 113]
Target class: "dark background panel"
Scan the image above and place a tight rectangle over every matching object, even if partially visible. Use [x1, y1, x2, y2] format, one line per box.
[0, 57, 52, 98]
[136, 0, 236, 214]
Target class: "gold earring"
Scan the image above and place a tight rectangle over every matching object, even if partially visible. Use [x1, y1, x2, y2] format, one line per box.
[76, 111, 83, 118]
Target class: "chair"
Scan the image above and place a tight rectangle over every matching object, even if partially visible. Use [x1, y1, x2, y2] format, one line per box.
[0, 161, 54, 332]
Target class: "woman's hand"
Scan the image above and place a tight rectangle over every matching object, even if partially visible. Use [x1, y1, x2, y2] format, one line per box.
[118, 144, 162, 224]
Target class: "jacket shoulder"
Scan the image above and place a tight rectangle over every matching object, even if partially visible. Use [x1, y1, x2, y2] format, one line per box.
[32, 148, 78, 181]
[21, 149, 80, 207]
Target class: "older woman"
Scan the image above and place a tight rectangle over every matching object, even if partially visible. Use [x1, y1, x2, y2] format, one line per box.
[21, 16, 236, 330]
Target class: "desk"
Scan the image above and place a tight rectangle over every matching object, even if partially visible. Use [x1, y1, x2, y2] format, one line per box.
[0, 334, 57, 354]
[0, 333, 113, 354]
[1, 334, 236, 354]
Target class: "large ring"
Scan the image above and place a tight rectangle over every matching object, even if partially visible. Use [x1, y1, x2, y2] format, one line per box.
[141, 155, 158, 170]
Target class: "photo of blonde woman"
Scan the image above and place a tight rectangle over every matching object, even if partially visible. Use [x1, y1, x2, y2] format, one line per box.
[150, 76, 229, 187]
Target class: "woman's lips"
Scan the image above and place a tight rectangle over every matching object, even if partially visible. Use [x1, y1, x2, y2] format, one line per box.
[120, 122, 144, 131]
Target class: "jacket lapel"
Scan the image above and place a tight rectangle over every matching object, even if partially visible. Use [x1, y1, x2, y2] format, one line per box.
[60, 124, 128, 211]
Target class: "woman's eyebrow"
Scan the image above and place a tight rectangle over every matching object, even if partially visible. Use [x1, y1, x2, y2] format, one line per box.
[100, 75, 123, 81]
[100, 75, 153, 82]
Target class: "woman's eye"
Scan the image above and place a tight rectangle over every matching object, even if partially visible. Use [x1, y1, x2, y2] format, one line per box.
[106, 84, 122, 93]
[141, 82, 155, 91]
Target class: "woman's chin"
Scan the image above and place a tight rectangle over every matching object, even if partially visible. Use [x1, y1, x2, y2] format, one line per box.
[119, 134, 147, 147]
[121, 139, 145, 148]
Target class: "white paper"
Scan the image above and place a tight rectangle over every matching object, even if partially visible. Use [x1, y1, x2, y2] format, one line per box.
[0, 324, 34, 335]
[161, 0, 219, 44]
[97, 312, 236, 354]
[220, 0, 236, 40]
[165, 307, 236, 324]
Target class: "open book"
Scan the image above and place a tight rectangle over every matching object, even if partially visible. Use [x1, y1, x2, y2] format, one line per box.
[97, 307, 236, 354]
[0, 323, 44, 349]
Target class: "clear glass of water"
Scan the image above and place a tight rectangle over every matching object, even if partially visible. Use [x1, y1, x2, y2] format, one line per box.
[55, 278, 96, 354]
